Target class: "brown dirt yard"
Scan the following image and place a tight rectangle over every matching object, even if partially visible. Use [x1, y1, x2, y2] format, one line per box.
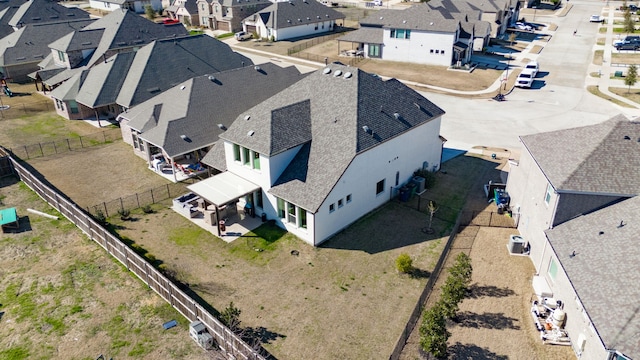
[0, 178, 207, 360]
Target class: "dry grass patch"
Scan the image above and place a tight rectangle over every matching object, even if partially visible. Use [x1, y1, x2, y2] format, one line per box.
[0, 179, 204, 360]
[608, 86, 640, 104]
[587, 85, 635, 108]
[594, 50, 604, 65]
[611, 52, 640, 64]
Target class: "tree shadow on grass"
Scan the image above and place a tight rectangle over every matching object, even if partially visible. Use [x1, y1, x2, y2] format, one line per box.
[466, 284, 515, 299]
[455, 311, 520, 330]
[410, 267, 431, 279]
[449, 342, 509, 360]
[243, 326, 286, 345]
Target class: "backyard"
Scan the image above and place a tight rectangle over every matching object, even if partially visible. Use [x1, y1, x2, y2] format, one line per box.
[0, 177, 206, 360]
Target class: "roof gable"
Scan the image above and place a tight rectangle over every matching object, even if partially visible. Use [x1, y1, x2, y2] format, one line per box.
[360, 3, 461, 33]
[521, 115, 640, 195]
[256, 0, 345, 29]
[9, 0, 89, 27]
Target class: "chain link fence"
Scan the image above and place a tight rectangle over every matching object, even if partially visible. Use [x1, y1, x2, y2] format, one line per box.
[6, 128, 122, 160]
[86, 182, 190, 218]
[0, 99, 54, 119]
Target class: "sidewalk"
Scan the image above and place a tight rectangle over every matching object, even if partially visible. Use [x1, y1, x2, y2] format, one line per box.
[587, 4, 640, 109]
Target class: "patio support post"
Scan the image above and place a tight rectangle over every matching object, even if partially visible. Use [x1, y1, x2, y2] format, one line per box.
[171, 158, 177, 183]
[215, 205, 221, 237]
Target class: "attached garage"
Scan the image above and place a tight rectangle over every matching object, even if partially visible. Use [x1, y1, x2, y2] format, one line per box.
[246, 24, 257, 34]
[215, 21, 230, 32]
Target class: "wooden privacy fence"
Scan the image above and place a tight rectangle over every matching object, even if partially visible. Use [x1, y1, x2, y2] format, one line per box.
[0, 147, 269, 360]
[8, 128, 122, 160]
[86, 182, 188, 217]
[388, 213, 463, 360]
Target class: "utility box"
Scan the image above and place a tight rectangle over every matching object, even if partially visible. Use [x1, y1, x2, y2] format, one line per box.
[189, 321, 215, 350]
[412, 176, 426, 193]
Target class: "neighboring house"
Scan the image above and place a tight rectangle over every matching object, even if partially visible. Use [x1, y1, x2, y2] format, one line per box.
[166, 0, 199, 26]
[190, 63, 446, 246]
[0, 19, 94, 82]
[49, 34, 252, 120]
[118, 63, 307, 182]
[196, 0, 270, 33]
[241, 0, 345, 41]
[0, 0, 27, 40]
[338, 3, 477, 66]
[32, 9, 187, 90]
[88, 0, 163, 14]
[7, 0, 89, 29]
[428, 0, 518, 38]
[505, 115, 640, 359]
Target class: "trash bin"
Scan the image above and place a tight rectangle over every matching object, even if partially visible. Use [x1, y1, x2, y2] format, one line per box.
[615, 71, 624, 77]
[244, 203, 255, 218]
[399, 187, 410, 202]
[261, 213, 267, 222]
[406, 182, 417, 197]
[219, 220, 226, 232]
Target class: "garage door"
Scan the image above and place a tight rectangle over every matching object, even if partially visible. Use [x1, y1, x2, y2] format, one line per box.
[246, 25, 257, 34]
[216, 21, 230, 32]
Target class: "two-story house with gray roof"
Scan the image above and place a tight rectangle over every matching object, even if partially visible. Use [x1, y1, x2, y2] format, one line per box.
[241, 0, 345, 41]
[505, 116, 640, 360]
[117, 62, 307, 182]
[166, 0, 200, 26]
[88, 0, 163, 14]
[32, 9, 187, 90]
[7, 0, 89, 29]
[196, 0, 270, 33]
[338, 3, 480, 66]
[49, 34, 252, 120]
[31, 9, 188, 90]
[188, 63, 445, 245]
[0, 18, 94, 82]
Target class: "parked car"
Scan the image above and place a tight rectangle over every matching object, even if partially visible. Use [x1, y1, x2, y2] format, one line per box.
[524, 61, 539, 77]
[234, 31, 252, 41]
[514, 22, 534, 31]
[615, 41, 640, 51]
[589, 15, 605, 23]
[162, 18, 180, 25]
[516, 69, 536, 88]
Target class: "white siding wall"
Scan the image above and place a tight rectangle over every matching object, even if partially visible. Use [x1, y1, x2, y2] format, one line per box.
[88, 0, 123, 11]
[50, 49, 70, 68]
[539, 248, 610, 360]
[274, 21, 334, 41]
[313, 117, 443, 245]
[505, 149, 557, 273]
[382, 30, 455, 66]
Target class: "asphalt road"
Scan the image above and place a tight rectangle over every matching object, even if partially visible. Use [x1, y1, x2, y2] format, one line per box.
[428, 0, 640, 153]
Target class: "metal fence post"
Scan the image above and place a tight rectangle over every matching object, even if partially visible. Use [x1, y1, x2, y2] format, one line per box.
[151, 188, 155, 203]
[79, 136, 84, 148]
[67, 138, 71, 151]
[103, 202, 108, 217]
[38, 143, 43, 157]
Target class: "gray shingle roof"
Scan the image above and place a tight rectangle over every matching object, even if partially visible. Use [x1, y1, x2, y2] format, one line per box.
[0, 19, 94, 67]
[49, 68, 89, 101]
[338, 26, 383, 44]
[520, 115, 640, 195]
[254, 0, 344, 30]
[8, 0, 89, 27]
[76, 9, 188, 67]
[220, 63, 445, 212]
[116, 34, 253, 108]
[0, 0, 26, 39]
[359, 4, 461, 32]
[74, 51, 137, 107]
[219, 0, 270, 8]
[121, 62, 306, 157]
[545, 196, 640, 359]
[48, 28, 105, 53]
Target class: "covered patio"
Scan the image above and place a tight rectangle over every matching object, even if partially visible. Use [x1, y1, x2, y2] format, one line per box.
[177, 172, 264, 241]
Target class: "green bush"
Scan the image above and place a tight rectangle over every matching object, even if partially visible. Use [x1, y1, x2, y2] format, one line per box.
[395, 253, 413, 273]
[94, 209, 106, 225]
[419, 302, 450, 359]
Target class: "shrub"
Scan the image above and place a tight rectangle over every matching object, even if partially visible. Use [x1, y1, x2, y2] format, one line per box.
[94, 209, 106, 225]
[419, 302, 450, 359]
[118, 208, 131, 220]
[395, 253, 413, 273]
[142, 205, 154, 214]
[220, 302, 242, 332]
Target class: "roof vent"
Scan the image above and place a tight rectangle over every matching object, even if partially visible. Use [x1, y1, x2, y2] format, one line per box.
[362, 125, 370, 134]
[333, 70, 343, 77]
[217, 124, 226, 130]
[317, 15, 320, 19]
[247, 130, 255, 136]
[287, 19, 291, 23]
[393, 112, 400, 119]
[429, 22, 434, 25]
[343, 71, 352, 79]
[414, 102, 422, 110]
[298, 18, 302, 22]
[624, 135, 631, 140]
[208, 75, 216, 81]
[180, 135, 191, 142]
[180, 85, 186, 90]
[618, 220, 626, 228]
[307, 17, 310, 20]
[379, 16, 383, 20]
[244, 115, 251, 121]
[402, 20, 406, 23]
[323, 67, 331, 74]
[254, 65, 261, 71]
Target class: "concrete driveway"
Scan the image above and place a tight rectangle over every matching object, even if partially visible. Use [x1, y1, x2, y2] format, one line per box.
[424, 0, 640, 153]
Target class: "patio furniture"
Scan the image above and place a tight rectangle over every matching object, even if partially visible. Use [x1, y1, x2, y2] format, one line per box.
[0, 207, 19, 230]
